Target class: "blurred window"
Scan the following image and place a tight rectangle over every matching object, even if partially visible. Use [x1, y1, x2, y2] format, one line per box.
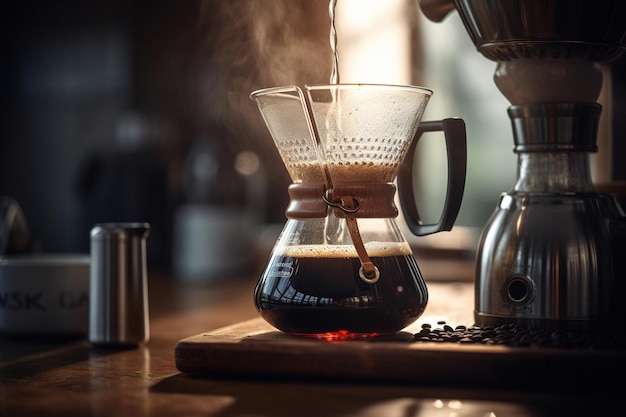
[336, 1, 516, 252]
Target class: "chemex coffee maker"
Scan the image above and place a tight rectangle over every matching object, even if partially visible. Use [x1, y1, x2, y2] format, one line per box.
[420, 0, 626, 329]
[251, 84, 466, 339]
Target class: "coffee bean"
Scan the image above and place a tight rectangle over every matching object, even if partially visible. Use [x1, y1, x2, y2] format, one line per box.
[417, 328, 431, 336]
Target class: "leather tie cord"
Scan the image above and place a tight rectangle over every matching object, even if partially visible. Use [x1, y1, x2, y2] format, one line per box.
[338, 194, 380, 284]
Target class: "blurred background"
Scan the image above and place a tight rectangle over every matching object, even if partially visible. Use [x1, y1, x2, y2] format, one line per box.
[1, 0, 624, 280]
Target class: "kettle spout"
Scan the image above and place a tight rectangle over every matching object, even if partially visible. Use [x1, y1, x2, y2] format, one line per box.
[419, 0, 456, 22]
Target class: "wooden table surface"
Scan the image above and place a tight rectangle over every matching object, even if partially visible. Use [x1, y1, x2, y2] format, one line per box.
[0, 262, 621, 416]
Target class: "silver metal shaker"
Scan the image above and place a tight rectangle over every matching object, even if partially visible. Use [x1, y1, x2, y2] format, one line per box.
[89, 223, 150, 346]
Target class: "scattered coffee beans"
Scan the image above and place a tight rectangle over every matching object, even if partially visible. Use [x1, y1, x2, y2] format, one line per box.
[413, 322, 625, 350]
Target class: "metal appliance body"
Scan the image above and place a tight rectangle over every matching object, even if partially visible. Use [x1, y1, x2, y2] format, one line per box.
[476, 193, 624, 328]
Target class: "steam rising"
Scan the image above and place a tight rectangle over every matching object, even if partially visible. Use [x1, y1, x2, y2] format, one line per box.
[197, 0, 331, 159]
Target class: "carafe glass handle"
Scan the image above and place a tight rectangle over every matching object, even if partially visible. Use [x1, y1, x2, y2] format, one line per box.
[397, 118, 467, 236]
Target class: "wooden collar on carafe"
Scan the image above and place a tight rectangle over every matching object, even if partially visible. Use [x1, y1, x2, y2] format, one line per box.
[285, 183, 398, 219]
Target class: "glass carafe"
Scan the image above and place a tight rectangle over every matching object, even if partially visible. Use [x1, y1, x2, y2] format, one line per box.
[251, 84, 466, 339]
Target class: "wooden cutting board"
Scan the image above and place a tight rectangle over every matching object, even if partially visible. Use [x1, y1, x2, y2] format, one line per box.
[174, 316, 624, 389]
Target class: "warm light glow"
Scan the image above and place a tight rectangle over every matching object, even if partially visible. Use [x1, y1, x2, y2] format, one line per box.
[309, 330, 380, 341]
[234, 150, 260, 176]
[448, 400, 463, 409]
[335, 0, 411, 84]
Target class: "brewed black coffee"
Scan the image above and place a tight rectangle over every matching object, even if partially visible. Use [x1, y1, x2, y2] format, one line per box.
[254, 242, 428, 337]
